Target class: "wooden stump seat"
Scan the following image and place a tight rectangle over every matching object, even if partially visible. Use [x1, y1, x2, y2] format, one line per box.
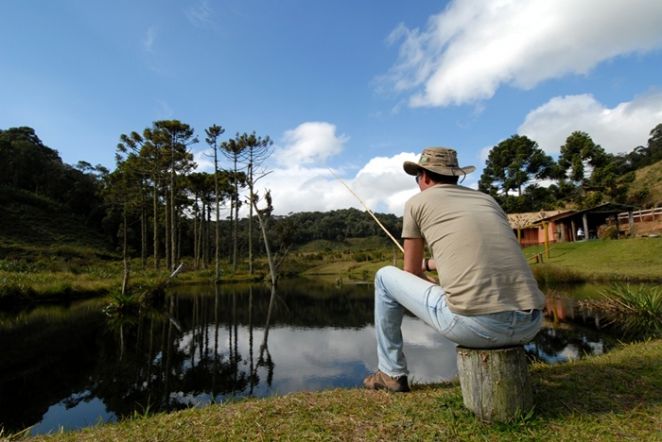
[456, 346, 533, 422]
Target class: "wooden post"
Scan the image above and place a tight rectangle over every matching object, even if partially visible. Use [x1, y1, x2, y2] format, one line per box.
[456, 346, 533, 422]
[543, 222, 550, 259]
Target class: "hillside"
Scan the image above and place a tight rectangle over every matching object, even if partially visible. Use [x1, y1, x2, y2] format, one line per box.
[627, 159, 662, 207]
[0, 187, 113, 257]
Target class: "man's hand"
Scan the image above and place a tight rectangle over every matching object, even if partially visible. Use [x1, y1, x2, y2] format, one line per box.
[421, 257, 436, 273]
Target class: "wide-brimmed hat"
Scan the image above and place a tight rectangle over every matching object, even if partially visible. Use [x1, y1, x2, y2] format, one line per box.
[403, 147, 475, 177]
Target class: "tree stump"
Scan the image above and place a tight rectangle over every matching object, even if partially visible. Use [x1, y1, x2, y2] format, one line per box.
[456, 346, 533, 422]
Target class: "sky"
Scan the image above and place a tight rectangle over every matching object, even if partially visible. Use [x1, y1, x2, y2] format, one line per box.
[2, 0, 662, 217]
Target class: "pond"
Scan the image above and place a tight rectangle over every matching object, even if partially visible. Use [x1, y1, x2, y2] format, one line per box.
[0, 279, 629, 435]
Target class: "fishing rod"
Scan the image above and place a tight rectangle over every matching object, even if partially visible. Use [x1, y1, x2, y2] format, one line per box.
[328, 169, 405, 254]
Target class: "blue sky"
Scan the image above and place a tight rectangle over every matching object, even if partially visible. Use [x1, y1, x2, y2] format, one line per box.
[2, 0, 662, 216]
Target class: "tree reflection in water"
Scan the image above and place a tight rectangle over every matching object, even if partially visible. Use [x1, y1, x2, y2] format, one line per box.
[527, 291, 612, 363]
[0, 280, 635, 435]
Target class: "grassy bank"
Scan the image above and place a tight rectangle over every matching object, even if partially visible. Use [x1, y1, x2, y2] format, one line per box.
[524, 237, 662, 282]
[14, 339, 661, 441]
[2, 237, 660, 305]
[0, 242, 267, 305]
[303, 237, 662, 283]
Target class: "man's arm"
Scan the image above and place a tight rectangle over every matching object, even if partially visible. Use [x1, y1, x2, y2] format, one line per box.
[402, 238, 431, 280]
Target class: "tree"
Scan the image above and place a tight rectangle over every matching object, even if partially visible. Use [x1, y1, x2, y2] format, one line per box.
[187, 172, 209, 269]
[221, 136, 247, 272]
[558, 131, 617, 207]
[117, 132, 153, 269]
[251, 190, 277, 287]
[205, 124, 225, 281]
[108, 149, 145, 295]
[648, 123, 662, 161]
[0, 127, 105, 223]
[153, 120, 198, 271]
[624, 123, 662, 170]
[558, 131, 609, 184]
[479, 135, 555, 211]
[238, 132, 273, 274]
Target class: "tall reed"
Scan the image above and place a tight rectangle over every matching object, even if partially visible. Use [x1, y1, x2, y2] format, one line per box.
[595, 284, 662, 339]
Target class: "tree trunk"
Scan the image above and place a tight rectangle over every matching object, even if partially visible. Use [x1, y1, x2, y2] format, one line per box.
[165, 197, 171, 271]
[153, 178, 160, 270]
[214, 151, 220, 282]
[170, 144, 176, 271]
[205, 204, 212, 268]
[232, 156, 238, 273]
[248, 162, 253, 275]
[456, 346, 533, 422]
[176, 210, 182, 264]
[252, 200, 276, 287]
[193, 197, 199, 270]
[121, 202, 129, 296]
[141, 205, 147, 270]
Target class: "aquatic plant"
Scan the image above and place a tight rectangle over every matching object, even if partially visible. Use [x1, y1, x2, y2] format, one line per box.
[102, 289, 141, 316]
[595, 284, 662, 339]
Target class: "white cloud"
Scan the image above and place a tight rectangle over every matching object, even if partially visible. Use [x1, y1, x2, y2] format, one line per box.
[258, 147, 419, 216]
[193, 122, 485, 216]
[383, 0, 662, 107]
[479, 145, 493, 162]
[143, 26, 157, 52]
[186, 1, 215, 28]
[155, 99, 174, 119]
[193, 126, 484, 216]
[274, 122, 349, 165]
[351, 153, 420, 213]
[518, 91, 662, 154]
[193, 147, 215, 173]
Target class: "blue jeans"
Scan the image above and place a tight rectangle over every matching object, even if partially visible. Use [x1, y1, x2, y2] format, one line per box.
[374, 266, 542, 377]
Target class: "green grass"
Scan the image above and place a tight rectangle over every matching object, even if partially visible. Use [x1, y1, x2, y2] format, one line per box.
[304, 237, 662, 283]
[524, 237, 662, 282]
[15, 339, 662, 441]
[2, 235, 660, 305]
[627, 159, 662, 207]
[0, 255, 266, 305]
[0, 188, 110, 250]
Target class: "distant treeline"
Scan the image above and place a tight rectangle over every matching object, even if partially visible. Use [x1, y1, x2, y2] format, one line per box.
[219, 208, 401, 252]
[0, 125, 400, 266]
[1, 122, 661, 268]
[0, 127, 105, 227]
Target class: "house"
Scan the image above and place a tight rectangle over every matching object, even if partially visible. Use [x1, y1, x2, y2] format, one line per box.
[507, 210, 572, 247]
[547, 203, 638, 241]
[507, 203, 639, 247]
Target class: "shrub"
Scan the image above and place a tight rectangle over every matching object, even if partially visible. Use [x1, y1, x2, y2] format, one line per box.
[598, 224, 619, 240]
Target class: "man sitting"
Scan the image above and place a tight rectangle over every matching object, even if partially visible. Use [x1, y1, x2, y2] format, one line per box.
[364, 147, 544, 392]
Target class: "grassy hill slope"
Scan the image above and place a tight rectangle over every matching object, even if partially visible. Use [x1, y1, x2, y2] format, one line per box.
[0, 187, 112, 258]
[628, 159, 662, 207]
[301, 237, 662, 282]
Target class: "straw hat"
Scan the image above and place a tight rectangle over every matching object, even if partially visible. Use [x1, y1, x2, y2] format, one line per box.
[403, 147, 475, 177]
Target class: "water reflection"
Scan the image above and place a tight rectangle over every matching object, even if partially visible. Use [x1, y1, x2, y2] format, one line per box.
[0, 281, 622, 435]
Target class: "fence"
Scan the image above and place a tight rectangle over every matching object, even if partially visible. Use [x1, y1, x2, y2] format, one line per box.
[617, 207, 662, 223]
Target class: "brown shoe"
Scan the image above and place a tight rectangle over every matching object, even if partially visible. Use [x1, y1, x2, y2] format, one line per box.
[363, 370, 410, 392]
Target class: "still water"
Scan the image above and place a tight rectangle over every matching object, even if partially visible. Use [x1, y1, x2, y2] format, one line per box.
[0, 279, 619, 435]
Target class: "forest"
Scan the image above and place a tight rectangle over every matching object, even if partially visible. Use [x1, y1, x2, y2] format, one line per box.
[1, 122, 661, 269]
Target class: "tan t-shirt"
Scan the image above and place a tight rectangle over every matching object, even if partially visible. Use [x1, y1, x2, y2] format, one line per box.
[402, 184, 544, 315]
